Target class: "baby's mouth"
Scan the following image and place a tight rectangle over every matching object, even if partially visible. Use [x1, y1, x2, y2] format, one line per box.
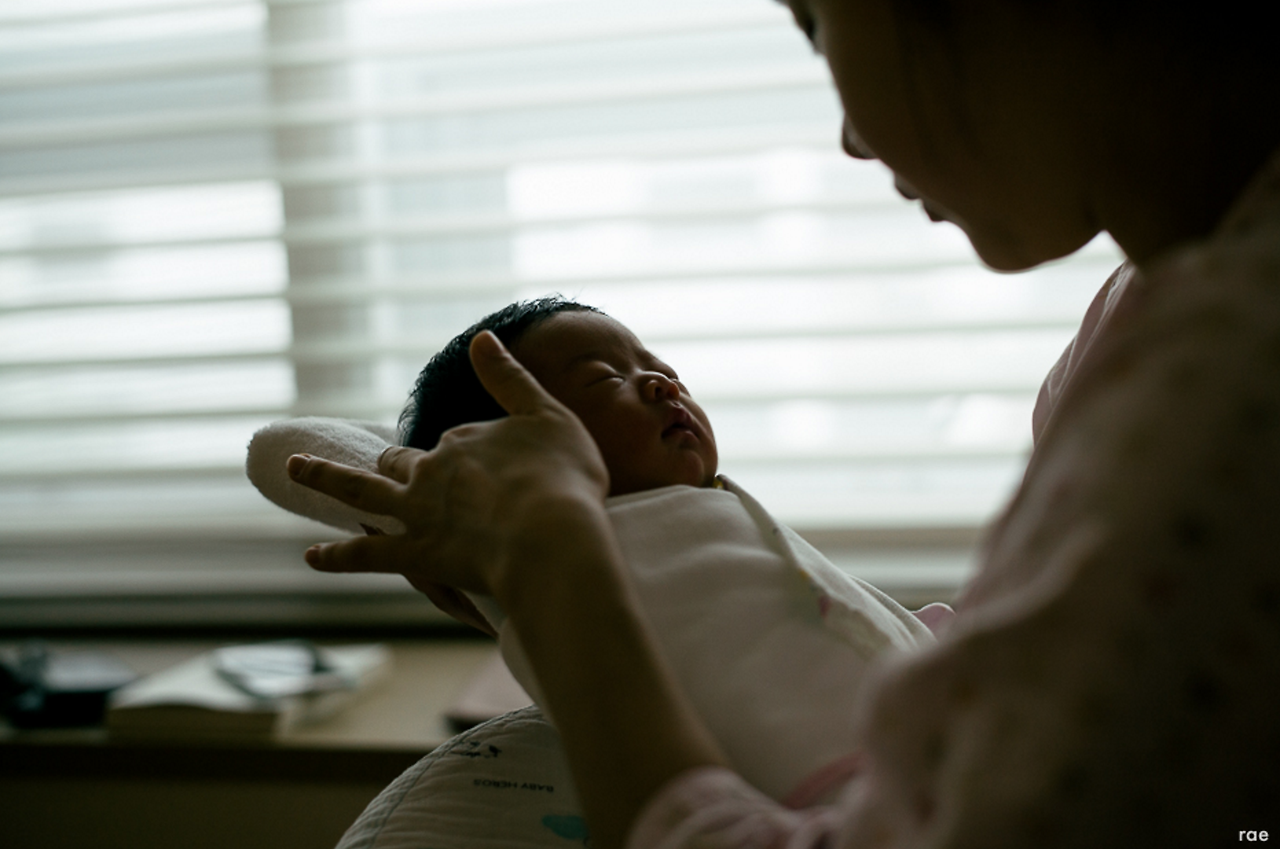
[662, 407, 698, 440]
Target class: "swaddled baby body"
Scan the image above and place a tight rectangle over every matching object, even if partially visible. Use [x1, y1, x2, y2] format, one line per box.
[248, 296, 952, 806]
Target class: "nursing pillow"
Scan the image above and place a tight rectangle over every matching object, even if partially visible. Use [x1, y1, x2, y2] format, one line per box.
[335, 706, 587, 849]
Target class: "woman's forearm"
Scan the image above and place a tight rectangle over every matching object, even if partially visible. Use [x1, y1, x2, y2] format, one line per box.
[497, 493, 729, 849]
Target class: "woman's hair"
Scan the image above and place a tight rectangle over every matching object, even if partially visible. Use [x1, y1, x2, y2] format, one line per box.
[398, 296, 603, 450]
[886, 0, 1271, 65]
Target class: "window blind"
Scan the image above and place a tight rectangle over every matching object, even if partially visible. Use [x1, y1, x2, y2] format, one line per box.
[0, 0, 1123, 627]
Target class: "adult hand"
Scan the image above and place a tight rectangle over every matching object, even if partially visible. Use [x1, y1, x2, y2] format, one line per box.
[286, 330, 610, 604]
[359, 522, 497, 638]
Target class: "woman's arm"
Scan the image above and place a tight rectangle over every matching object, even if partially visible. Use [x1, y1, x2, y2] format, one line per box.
[290, 331, 728, 849]
[498, 494, 729, 849]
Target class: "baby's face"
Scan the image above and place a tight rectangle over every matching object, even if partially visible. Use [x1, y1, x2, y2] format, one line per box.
[513, 311, 718, 497]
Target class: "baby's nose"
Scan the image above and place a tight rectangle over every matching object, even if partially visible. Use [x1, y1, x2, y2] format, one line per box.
[645, 374, 679, 400]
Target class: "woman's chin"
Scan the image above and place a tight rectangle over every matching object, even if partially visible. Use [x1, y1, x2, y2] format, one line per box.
[964, 216, 1101, 273]
[963, 226, 1052, 272]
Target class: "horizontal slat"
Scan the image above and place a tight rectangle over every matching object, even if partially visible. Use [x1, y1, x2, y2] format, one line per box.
[0, 162, 271, 200]
[0, 444, 1030, 485]
[0, 0, 776, 34]
[0, 355, 1059, 380]
[0, 291, 281, 314]
[280, 198, 904, 246]
[0, 0, 436, 30]
[283, 321, 1074, 362]
[0, 527, 983, 557]
[0, 65, 829, 150]
[287, 386, 1040, 423]
[0, 350, 285, 369]
[0, 123, 838, 198]
[0, 7, 787, 91]
[0, 233, 276, 258]
[0, 252, 1122, 313]
[0, 405, 292, 427]
[1, 468, 1016, 543]
[2, 387, 1040, 434]
[0, 570, 412, 599]
[0, 384, 1043, 432]
[0, 0, 260, 27]
[0, 520, 987, 552]
[0, 195, 897, 256]
[0, 464, 250, 484]
[4, 258, 868, 312]
[0, 517, 334, 548]
[0, 510, 1000, 551]
[724, 445, 1031, 464]
[284, 322, 1075, 364]
[0, 321, 1076, 369]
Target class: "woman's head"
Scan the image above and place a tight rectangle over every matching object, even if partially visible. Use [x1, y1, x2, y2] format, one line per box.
[785, 0, 1280, 269]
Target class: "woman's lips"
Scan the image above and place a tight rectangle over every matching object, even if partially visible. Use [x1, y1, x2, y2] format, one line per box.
[894, 177, 948, 223]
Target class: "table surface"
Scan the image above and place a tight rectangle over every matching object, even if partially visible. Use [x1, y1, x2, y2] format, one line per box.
[0, 638, 511, 780]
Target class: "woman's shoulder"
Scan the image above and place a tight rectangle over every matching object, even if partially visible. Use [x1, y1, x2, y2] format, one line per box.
[1147, 146, 1280, 299]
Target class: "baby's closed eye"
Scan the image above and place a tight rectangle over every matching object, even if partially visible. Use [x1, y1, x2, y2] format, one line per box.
[585, 369, 623, 386]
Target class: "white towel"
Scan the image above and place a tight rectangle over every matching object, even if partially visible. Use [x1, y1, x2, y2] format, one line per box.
[245, 417, 405, 535]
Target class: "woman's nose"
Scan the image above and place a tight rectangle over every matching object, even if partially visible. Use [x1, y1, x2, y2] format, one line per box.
[894, 176, 921, 201]
[644, 374, 680, 401]
[841, 116, 876, 161]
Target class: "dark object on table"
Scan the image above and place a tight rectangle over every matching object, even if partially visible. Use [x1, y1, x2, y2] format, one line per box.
[1, 641, 137, 729]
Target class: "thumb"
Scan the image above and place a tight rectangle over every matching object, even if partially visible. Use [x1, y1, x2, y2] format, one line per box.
[469, 330, 559, 416]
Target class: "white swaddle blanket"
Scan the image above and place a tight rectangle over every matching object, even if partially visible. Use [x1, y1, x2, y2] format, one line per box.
[247, 418, 938, 805]
[474, 478, 936, 804]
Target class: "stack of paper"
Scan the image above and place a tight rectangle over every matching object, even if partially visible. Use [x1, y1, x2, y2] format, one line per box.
[106, 644, 391, 742]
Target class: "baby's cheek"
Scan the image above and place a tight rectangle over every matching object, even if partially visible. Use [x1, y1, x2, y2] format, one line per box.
[594, 437, 650, 495]
[703, 434, 719, 473]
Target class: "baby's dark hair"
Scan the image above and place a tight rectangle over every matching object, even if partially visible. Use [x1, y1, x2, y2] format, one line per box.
[399, 296, 604, 450]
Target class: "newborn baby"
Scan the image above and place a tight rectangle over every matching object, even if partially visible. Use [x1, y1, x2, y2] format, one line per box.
[248, 296, 951, 807]
[397, 298, 716, 497]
